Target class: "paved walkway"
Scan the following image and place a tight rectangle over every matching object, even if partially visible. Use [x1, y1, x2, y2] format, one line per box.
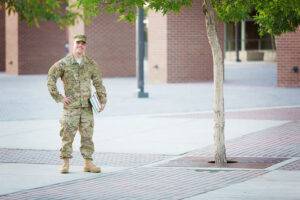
[1, 62, 299, 121]
[0, 62, 300, 199]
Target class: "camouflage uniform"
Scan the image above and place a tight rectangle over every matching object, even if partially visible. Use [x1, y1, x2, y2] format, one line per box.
[47, 54, 106, 160]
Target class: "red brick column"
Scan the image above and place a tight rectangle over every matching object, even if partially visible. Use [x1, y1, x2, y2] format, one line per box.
[19, 21, 67, 74]
[85, 13, 136, 77]
[148, 0, 224, 83]
[0, 10, 5, 71]
[276, 27, 300, 87]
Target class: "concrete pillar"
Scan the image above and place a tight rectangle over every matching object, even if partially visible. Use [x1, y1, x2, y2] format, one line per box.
[5, 11, 18, 74]
[5, 11, 66, 75]
[68, 0, 84, 53]
[0, 10, 5, 71]
[68, 19, 84, 53]
[147, 12, 167, 83]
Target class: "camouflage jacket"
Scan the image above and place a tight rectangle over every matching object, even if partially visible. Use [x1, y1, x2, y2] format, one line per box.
[47, 54, 107, 108]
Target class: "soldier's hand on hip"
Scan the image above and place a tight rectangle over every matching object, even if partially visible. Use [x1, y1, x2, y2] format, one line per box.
[63, 96, 72, 106]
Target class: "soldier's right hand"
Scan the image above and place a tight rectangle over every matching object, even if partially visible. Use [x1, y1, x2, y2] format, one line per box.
[63, 96, 72, 106]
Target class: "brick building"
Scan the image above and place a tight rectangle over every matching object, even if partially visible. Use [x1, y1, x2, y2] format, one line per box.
[4, 11, 67, 74]
[85, 13, 136, 77]
[2, 11, 136, 77]
[276, 28, 300, 87]
[147, 0, 223, 83]
[0, 1, 299, 87]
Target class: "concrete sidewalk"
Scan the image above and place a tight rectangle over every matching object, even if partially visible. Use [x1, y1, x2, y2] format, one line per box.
[186, 170, 300, 200]
[0, 62, 300, 199]
[0, 62, 299, 121]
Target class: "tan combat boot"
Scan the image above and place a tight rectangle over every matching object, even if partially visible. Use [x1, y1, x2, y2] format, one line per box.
[60, 158, 70, 174]
[83, 160, 101, 173]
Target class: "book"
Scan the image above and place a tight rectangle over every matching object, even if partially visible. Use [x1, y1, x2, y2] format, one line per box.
[89, 93, 102, 113]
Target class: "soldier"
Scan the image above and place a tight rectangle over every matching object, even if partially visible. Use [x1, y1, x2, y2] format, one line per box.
[47, 34, 106, 174]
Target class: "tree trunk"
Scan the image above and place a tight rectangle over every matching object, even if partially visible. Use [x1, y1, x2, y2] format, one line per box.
[203, 0, 227, 166]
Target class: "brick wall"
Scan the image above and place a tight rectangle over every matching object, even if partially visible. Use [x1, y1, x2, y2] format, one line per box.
[19, 21, 67, 74]
[276, 27, 300, 87]
[85, 13, 136, 77]
[0, 10, 5, 71]
[148, 0, 224, 83]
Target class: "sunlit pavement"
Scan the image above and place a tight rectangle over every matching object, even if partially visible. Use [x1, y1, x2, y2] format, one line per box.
[0, 62, 299, 199]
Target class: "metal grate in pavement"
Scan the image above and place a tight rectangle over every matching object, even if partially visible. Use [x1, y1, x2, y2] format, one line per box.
[157, 156, 288, 169]
[0, 148, 172, 167]
[279, 160, 300, 171]
[0, 167, 265, 200]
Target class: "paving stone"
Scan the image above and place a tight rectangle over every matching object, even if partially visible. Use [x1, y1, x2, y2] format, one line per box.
[0, 167, 265, 200]
[188, 121, 300, 158]
[279, 160, 300, 171]
[158, 156, 288, 169]
[0, 148, 172, 167]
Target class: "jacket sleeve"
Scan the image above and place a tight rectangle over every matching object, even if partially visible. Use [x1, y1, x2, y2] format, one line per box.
[91, 62, 107, 104]
[47, 62, 64, 103]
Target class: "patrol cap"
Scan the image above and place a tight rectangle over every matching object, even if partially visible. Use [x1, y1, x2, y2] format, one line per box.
[74, 34, 87, 43]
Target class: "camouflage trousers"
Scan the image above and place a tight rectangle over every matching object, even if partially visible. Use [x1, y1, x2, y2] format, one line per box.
[59, 106, 94, 160]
